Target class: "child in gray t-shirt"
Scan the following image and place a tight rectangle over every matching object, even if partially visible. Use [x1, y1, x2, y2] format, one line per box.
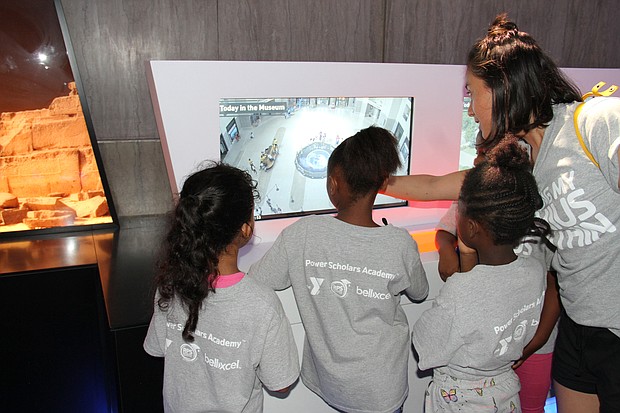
[434, 135, 560, 412]
[250, 126, 429, 413]
[144, 163, 299, 413]
[412, 136, 551, 413]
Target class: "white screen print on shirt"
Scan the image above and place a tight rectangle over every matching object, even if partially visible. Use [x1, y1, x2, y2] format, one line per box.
[493, 289, 545, 357]
[165, 321, 245, 370]
[305, 259, 397, 299]
[538, 170, 616, 249]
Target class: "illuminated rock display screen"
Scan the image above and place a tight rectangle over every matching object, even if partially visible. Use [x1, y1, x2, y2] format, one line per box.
[219, 97, 412, 220]
[0, 0, 116, 235]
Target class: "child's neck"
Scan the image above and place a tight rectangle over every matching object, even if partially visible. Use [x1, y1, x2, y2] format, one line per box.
[477, 245, 517, 266]
[335, 196, 379, 228]
[218, 247, 241, 275]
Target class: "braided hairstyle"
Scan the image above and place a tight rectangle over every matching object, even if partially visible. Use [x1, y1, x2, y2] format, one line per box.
[467, 13, 581, 151]
[327, 126, 402, 200]
[155, 162, 258, 342]
[459, 135, 550, 246]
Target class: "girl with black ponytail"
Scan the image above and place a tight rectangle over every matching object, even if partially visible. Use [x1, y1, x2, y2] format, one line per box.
[144, 162, 299, 412]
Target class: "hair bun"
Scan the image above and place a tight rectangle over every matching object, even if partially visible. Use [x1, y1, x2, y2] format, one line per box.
[488, 13, 519, 38]
[485, 134, 530, 170]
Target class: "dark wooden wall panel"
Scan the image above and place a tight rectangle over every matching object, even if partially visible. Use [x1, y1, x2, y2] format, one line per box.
[385, 0, 489, 64]
[216, 0, 290, 61]
[60, 0, 218, 140]
[385, 0, 620, 67]
[217, 0, 385, 61]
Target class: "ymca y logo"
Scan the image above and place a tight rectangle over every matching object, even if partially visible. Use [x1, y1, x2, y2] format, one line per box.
[308, 277, 324, 295]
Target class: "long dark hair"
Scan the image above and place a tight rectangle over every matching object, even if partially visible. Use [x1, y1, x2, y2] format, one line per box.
[155, 162, 258, 342]
[468, 13, 582, 150]
[459, 135, 550, 246]
[328, 126, 402, 199]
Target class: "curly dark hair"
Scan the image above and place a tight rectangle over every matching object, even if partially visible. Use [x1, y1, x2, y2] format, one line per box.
[327, 126, 402, 200]
[467, 13, 582, 150]
[459, 135, 550, 246]
[154, 162, 258, 342]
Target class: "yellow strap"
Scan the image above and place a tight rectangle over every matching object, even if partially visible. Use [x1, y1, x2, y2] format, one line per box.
[573, 82, 618, 169]
[582, 81, 619, 100]
[573, 102, 600, 168]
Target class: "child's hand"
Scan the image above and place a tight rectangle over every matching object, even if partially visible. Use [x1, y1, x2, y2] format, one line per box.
[457, 237, 478, 273]
[435, 230, 459, 281]
[438, 249, 459, 281]
[512, 335, 544, 370]
[457, 237, 476, 255]
[512, 357, 526, 370]
[512, 347, 534, 370]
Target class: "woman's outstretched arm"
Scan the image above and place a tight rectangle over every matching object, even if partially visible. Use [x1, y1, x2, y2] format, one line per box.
[382, 170, 466, 201]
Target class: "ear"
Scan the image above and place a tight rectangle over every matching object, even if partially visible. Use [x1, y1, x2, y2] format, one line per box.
[328, 174, 338, 195]
[240, 221, 253, 240]
[379, 177, 389, 194]
[465, 217, 481, 240]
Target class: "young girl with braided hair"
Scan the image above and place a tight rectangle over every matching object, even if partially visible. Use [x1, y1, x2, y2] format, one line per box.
[412, 136, 551, 413]
[144, 162, 299, 413]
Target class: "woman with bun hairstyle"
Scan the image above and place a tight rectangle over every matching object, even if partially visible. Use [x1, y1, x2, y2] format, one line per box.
[387, 14, 620, 413]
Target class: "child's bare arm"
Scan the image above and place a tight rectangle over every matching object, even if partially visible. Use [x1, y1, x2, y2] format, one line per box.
[513, 271, 561, 369]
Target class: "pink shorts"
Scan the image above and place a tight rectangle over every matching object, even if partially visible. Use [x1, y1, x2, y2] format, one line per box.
[515, 352, 553, 413]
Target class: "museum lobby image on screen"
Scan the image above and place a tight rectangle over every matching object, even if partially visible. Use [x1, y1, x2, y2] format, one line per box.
[219, 96, 412, 220]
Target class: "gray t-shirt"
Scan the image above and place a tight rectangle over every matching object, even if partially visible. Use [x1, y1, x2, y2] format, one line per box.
[249, 215, 429, 413]
[438, 204, 557, 354]
[144, 274, 300, 413]
[412, 256, 546, 380]
[534, 98, 620, 336]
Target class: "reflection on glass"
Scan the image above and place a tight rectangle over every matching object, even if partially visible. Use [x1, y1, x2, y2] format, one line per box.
[0, 0, 114, 234]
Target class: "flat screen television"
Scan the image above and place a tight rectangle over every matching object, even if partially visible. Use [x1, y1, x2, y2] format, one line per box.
[218, 96, 413, 220]
[0, 0, 117, 238]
